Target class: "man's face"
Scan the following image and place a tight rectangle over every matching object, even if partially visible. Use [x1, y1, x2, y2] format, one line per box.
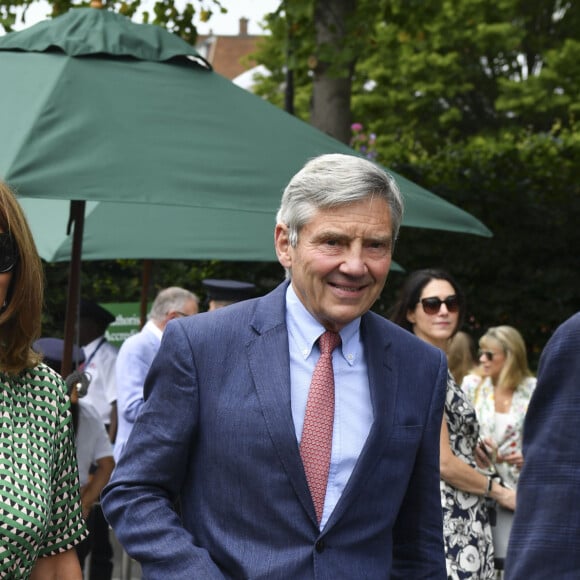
[163, 298, 199, 327]
[275, 197, 393, 332]
[176, 298, 199, 318]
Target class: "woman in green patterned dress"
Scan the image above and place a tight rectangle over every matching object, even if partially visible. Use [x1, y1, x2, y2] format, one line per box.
[0, 182, 87, 579]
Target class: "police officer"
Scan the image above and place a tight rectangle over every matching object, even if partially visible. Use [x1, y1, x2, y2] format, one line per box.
[202, 279, 256, 311]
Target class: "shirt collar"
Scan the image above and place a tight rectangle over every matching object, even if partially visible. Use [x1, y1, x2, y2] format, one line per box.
[286, 283, 361, 366]
[83, 335, 106, 351]
[145, 319, 164, 340]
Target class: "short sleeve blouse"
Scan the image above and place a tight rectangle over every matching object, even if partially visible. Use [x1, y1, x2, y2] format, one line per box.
[1, 363, 88, 577]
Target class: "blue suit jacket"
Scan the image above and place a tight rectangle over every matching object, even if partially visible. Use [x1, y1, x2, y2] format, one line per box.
[505, 312, 580, 579]
[102, 282, 447, 579]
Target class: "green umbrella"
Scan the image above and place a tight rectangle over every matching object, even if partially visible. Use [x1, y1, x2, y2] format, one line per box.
[0, 8, 490, 235]
[18, 197, 407, 270]
[0, 8, 491, 371]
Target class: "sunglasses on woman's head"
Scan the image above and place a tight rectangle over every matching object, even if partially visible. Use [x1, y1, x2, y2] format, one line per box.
[0, 232, 18, 273]
[419, 295, 460, 315]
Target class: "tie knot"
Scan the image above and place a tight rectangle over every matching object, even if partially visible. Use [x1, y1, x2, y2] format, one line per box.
[318, 331, 341, 355]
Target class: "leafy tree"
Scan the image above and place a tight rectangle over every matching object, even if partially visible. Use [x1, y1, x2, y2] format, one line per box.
[255, 1, 579, 149]
[352, 0, 580, 156]
[382, 123, 580, 367]
[0, 0, 225, 43]
[251, 0, 580, 363]
[309, 0, 357, 143]
[259, 0, 379, 142]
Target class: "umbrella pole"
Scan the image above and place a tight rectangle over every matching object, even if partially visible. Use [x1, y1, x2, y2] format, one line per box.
[62, 200, 85, 377]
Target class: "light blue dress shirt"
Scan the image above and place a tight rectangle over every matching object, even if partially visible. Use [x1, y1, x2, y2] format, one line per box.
[286, 284, 373, 529]
[114, 320, 162, 462]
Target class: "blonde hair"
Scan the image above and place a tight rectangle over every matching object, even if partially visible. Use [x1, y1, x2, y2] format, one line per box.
[0, 182, 43, 374]
[448, 331, 477, 385]
[479, 325, 533, 391]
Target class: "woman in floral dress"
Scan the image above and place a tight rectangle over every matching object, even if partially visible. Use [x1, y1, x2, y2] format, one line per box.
[391, 269, 515, 579]
[462, 326, 536, 490]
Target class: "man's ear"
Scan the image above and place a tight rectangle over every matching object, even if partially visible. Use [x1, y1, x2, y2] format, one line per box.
[275, 223, 292, 269]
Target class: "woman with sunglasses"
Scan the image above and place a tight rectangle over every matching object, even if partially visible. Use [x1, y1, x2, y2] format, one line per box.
[391, 268, 515, 580]
[1, 182, 87, 578]
[462, 326, 536, 490]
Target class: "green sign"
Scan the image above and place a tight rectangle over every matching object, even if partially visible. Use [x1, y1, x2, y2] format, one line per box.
[102, 302, 147, 348]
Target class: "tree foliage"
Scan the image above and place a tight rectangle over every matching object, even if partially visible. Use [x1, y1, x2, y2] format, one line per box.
[383, 124, 580, 365]
[352, 0, 579, 156]
[0, 0, 225, 43]
[42, 259, 286, 337]
[251, 0, 580, 365]
[257, 0, 379, 140]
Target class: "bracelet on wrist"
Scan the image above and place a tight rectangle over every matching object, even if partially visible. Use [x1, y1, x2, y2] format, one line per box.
[484, 475, 493, 497]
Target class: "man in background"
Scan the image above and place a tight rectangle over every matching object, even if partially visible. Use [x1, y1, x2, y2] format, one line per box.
[202, 278, 255, 311]
[505, 312, 580, 579]
[78, 299, 118, 580]
[79, 299, 118, 442]
[114, 286, 199, 462]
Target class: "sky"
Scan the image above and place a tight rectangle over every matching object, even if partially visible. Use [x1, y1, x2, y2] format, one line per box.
[10, 0, 281, 35]
[196, 0, 281, 35]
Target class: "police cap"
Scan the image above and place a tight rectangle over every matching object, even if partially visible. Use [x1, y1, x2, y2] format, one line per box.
[80, 299, 115, 326]
[202, 279, 256, 303]
[33, 337, 85, 368]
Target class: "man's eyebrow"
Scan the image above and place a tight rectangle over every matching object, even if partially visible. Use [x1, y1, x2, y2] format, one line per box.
[312, 231, 392, 244]
[312, 229, 348, 240]
[366, 234, 391, 242]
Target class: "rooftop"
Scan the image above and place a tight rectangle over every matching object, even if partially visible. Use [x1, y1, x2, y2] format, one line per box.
[196, 17, 263, 80]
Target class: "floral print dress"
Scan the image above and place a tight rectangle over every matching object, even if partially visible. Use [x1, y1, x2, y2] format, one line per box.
[441, 373, 495, 579]
[462, 375, 536, 489]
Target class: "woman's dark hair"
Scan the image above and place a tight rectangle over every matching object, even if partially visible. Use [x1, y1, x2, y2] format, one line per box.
[389, 268, 466, 335]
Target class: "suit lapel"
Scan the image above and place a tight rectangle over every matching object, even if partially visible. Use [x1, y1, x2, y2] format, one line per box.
[326, 313, 398, 528]
[246, 283, 316, 521]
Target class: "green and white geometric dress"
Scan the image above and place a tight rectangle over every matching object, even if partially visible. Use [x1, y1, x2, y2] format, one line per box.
[1, 363, 87, 578]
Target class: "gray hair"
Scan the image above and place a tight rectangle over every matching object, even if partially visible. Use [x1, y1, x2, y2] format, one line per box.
[276, 153, 404, 247]
[149, 287, 199, 322]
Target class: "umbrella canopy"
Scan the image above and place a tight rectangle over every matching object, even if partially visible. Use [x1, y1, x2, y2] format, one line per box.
[17, 197, 405, 272]
[0, 8, 491, 236]
[0, 8, 491, 372]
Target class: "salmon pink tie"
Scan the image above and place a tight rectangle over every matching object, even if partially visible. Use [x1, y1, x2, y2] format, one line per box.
[300, 330, 341, 524]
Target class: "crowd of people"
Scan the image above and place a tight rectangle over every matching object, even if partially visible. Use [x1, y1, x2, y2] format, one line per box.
[1, 154, 578, 579]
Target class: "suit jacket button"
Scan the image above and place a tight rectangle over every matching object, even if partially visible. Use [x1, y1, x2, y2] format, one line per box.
[315, 540, 325, 553]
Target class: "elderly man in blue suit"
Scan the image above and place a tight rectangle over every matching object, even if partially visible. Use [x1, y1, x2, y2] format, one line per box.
[505, 312, 580, 579]
[102, 153, 447, 579]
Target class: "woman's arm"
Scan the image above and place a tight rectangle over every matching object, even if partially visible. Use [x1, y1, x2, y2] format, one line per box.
[440, 418, 516, 510]
[30, 549, 82, 580]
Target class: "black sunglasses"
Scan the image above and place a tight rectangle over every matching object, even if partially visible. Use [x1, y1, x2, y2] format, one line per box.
[419, 295, 460, 315]
[478, 349, 495, 362]
[0, 232, 18, 273]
